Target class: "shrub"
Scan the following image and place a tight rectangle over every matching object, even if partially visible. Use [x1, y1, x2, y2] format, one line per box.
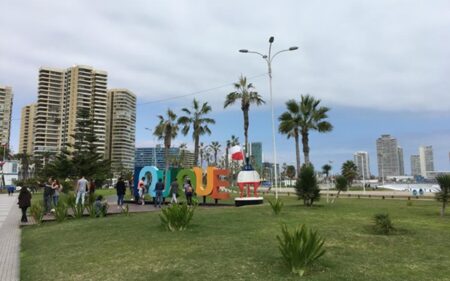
[435, 174, 450, 217]
[121, 204, 130, 216]
[74, 203, 85, 219]
[30, 201, 45, 225]
[277, 224, 326, 276]
[160, 203, 196, 231]
[373, 213, 395, 235]
[295, 164, 320, 207]
[54, 201, 68, 222]
[268, 198, 284, 215]
[66, 192, 76, 216]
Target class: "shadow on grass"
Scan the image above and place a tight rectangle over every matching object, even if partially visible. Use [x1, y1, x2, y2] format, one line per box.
[361, 225, 414, 236]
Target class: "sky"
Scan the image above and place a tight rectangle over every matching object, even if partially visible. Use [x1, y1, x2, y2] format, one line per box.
[1, 0, 449, 175]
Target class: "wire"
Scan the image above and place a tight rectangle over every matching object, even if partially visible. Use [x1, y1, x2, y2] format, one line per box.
[136, 72, 267, 106]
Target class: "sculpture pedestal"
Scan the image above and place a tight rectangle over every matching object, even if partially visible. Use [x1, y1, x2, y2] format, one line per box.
[234, 197, 264, 207]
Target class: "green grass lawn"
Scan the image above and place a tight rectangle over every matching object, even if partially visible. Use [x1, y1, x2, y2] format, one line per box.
[21, 197, 450, 281]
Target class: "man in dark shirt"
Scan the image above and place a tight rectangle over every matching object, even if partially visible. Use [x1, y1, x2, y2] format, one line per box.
[115, 177, 126, 208]
[154, 178, 165, 208]
[43, 178, 54, 213]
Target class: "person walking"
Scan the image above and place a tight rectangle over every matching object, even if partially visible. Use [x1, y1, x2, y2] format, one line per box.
[18, 187, 32, 223]
[115, 177, 126, 209]
[155, 178, 164, 208]
[52, 179, 61, 207]
[170, 179, 179, 204]
[43, 178, 54, 213]
[184, 180, 193, 206]
[75, 175, 89, 205]
[89, 179, 96, 195]
[138, 177, 146, 205]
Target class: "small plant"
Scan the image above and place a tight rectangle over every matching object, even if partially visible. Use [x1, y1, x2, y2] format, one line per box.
[86, 202, 96, 218]
[54, 201, 68, 222]
[30, 201, 45, 225]
[74, 203, 85, 219]
[277, 224, 326, 276]
[66, 192, 76, 217]
[435, 174, 450, 217]
[269, 198, 284, 215]
[121, 204, 130, 216]
[406, 200, 413, 207]
[373, 213, 395, 235]
[295, 164, 320, 207]
[160, 203, 196, 231]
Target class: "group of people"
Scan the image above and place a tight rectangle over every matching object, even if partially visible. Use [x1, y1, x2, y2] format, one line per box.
[126, 177, 194, 208]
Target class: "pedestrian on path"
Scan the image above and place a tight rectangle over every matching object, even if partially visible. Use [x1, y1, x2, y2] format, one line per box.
[115, 177, 126, 208]
[170, 179, 178, 204]
[52, 179, 61, 207]
[75, 175, 88, 205]
[155, 178, 164, 208]
[18, 187, 32, 223]
[184, 180, 193, 206]
[138, 177, 146, 205]
[43, 178, 54, 213]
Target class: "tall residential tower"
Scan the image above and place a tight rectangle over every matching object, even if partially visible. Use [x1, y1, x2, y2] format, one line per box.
[419, 145, 434, 178]
[353, 151, 371, 180]
[19, 104, 36, 154]
[0, 85, 13, 146]
[376, 134, 401, 178]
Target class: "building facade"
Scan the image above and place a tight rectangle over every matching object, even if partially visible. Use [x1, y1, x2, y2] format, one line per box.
[353, 151, 370, 179]
[376, 134, 401, 178]
[105, 89, 136, 174]
[410, 155, 421, 177]
[419, 145, 434, 178]
[18, 104, 36, 154]
[135, 147, 195, 169]
[398, 147, 405, 176]
[250, 142, 262, 172]
[0, 85, 13, 146]
[33, 67, 65, 158]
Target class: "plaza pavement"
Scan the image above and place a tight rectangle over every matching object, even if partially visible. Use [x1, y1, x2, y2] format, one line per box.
[0, 193, 20, 281]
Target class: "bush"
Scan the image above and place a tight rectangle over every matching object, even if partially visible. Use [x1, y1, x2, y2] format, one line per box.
[74, 203, 85, 219]
[30, 201, 45, 225]
[268, 198, 284, 215]
[54, 200, 68, 222]
[295, 164, 320, 207]
[277, 224, 326, 276]
[160, 203, 196, 231]
[66, 192, 76, 216]
[121, 204, 130, 216]
[435, 174, 450, 217]
[373, 213, 395, 235]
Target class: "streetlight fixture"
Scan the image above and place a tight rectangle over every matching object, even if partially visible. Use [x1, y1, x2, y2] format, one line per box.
[239, 36, 298, 199]
[145, 128, 157, 167]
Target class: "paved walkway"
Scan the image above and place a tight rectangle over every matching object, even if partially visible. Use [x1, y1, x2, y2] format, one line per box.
[0, 193, 20, 281]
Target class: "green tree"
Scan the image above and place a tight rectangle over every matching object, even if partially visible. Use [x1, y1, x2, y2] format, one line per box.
[69, 108, 110, 182]
[286, 165, 296, 185]
[209, 141, 221, 166]
[332, 175, 348, 203]
[322, 164, 332, 179]
[435, 174, 450, 217]
[278, 100, 302, 176]
[178, 98, 215, 166]
[15, 153, 32, 179]
[295, 164, 320, 207]
[224, 75, 265, 157]
[154, 109, 179, 171]
[341, 160, 358, 187]
[282, 96, 332, 165]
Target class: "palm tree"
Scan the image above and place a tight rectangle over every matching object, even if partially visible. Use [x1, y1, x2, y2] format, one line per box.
[178, 98, 215, 166]
[341, 160, 358, 188]
[224, 75, 265, 158]
[15, 153, 31, 180]
[209, 141, 221, 166]
[178, 143, 188, 167]
[154, 109, 179, 171]
[435, 174, 450, 217]
[225, 135, 240, 170]
[281, 95, 332, 166]
[279, 100, 302, 176]
[322, 164, 332, 182]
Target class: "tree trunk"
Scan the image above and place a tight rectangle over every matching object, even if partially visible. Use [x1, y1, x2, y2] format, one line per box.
[294, 131, 301, 176]
[225, 144, 229, 170]
[214, 151, 218, 166]
[243, 109, 249, 158]
[194, 136, 199, 167]
[301, 130, 310, 165]
[441, 202, 446, 217]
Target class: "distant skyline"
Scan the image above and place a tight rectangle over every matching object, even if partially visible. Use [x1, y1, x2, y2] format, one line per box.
[1, 0, 449, 174]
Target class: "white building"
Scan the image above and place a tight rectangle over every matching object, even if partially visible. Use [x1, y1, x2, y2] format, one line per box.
[419, 145, 434, 178]
[353, 151, 370, 180]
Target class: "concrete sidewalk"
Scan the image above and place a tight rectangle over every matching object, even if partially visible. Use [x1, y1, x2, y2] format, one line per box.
[0, 193, 20, 281]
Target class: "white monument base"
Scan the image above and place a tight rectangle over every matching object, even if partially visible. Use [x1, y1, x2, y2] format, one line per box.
[235, 197, 264, 207]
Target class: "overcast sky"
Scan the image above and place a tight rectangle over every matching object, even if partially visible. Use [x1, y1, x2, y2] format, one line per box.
[1, 0, 449, 174]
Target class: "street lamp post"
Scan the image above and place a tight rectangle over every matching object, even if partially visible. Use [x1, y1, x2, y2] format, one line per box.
[145, 128, 157, 167]
[239, 36, 298, 199]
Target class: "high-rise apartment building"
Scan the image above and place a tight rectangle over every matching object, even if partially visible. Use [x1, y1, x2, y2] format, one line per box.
[398, 147, 405, 176]
[376, 134, 400, 178]
[33, 67, 65, 157]
[353, 151, 370, 179]
[105, 89, 136, 174]
[135, 147, 195, 169]
[19, 104, 36, 154]
[0, 85, 13, 146]
[410, 155, 421, 177]
[419, 145, 434, 178]
[59, 65, 108, 155]
[250, 142, 262, 171]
